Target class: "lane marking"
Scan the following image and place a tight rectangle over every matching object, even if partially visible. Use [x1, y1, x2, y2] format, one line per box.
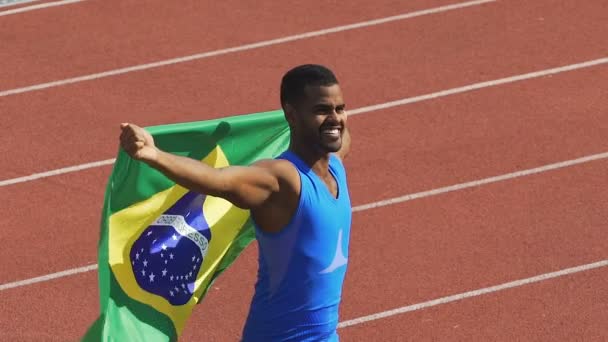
[0, 0, 85, 15]
[0, 159, 115, 187]
[2, 56, 607, 188]
[348, 57, 608, 116]
[1, 151, 606, 291]
[0, 0, 40, 8]
[0, 0, 497, 97]
[352, 152, 608, 212]
[0, 264, 97, 291]
[338, 259, 608, 328]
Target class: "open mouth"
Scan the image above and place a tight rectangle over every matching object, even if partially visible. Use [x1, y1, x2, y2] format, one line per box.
[320, 126, 341, 139]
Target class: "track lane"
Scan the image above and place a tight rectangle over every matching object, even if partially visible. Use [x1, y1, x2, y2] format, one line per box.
[345, 65, 608, 205]
[338, 267, 608, 341]
[339, 161, 608, 320]
[0, 270, 99, 341]
[1, 159, 606, 340]
[0, 0, 458, 89]
[2, 0, 608, 176]
[2, 64, 607, 283]
[0, 167, 106, 283]
[2, 0, 607, 340]
[187, 159, 608, 339]
[0, 0, 87, 15]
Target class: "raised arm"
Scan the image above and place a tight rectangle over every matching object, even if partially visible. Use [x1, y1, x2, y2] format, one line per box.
[119, 123, 296, 210]
[335, 126, 351, 160]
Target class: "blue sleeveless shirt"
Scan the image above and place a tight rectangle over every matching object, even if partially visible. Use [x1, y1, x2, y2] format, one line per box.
[242, 151, 352, 341]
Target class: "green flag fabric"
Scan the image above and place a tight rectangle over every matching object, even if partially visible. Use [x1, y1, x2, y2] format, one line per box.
[83, 110, 290, 341]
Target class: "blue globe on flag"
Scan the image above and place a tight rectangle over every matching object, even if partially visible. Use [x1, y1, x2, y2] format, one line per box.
[129, 191, 212, 305]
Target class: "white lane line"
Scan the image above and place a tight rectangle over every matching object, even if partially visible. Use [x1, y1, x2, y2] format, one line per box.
[0, 0, 40, 8]
[338, 259, 608, 328]
[0, 0, 497, 97]
[0, 0, 85, 15]
[348, 57, 608, 115]
[2, 56, 607, 188]
[0, 264, 97, 291]
[1, 151, 607, 292]
[352, 152, 608, 212]
[0, 158, 115, 187]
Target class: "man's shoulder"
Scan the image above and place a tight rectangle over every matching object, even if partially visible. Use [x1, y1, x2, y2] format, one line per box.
[251, 158, 299, 184]
[249, 158, 301, 233]
[252, 158, 294, 171]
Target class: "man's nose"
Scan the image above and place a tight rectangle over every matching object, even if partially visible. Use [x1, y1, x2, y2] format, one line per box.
[328, 108, 342, 120]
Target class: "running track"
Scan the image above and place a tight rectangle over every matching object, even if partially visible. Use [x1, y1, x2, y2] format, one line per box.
[0, 0, 607, 340]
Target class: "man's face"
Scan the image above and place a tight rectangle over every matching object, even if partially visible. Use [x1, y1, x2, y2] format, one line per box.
[288, 84, 347, 153]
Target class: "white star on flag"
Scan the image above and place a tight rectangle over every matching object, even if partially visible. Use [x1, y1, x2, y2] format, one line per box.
[149, 272, 155, 282]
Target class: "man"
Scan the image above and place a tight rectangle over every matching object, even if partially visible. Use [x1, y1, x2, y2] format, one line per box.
[120, 64, 352, 341]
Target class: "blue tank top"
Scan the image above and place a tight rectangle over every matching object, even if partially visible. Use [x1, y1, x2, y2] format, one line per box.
[242, 151, 352, 342]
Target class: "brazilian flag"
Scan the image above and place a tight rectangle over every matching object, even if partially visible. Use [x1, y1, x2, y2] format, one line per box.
[83, 110, 290, 341]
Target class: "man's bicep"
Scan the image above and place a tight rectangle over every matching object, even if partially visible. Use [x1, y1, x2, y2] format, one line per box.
[218, 162, 284, 209]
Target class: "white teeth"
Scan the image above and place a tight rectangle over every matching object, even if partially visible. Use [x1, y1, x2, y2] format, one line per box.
[322, 129, 339, 135]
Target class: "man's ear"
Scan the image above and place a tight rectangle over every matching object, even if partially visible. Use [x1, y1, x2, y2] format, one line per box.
[283, 103, 297, 126]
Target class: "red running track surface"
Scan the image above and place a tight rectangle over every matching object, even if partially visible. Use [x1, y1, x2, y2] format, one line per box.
[1, 0, 607, 340]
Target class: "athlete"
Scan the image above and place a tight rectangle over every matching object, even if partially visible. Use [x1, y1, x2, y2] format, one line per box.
[120, 64, 352, 341]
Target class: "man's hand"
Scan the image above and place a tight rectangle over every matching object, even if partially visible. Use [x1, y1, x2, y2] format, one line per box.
[119, 123, 158, 163]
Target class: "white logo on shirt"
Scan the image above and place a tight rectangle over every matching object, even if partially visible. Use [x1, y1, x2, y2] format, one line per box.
[319, 229, 348, 274]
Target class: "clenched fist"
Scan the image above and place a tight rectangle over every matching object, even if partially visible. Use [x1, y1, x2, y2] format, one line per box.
[119, 123, 158, 162]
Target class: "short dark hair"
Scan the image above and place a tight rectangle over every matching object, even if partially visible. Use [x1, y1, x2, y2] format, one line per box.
[280, 64, 339, 109]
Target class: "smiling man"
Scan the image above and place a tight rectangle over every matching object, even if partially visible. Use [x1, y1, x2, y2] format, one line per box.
[120, 64, 352, 341]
